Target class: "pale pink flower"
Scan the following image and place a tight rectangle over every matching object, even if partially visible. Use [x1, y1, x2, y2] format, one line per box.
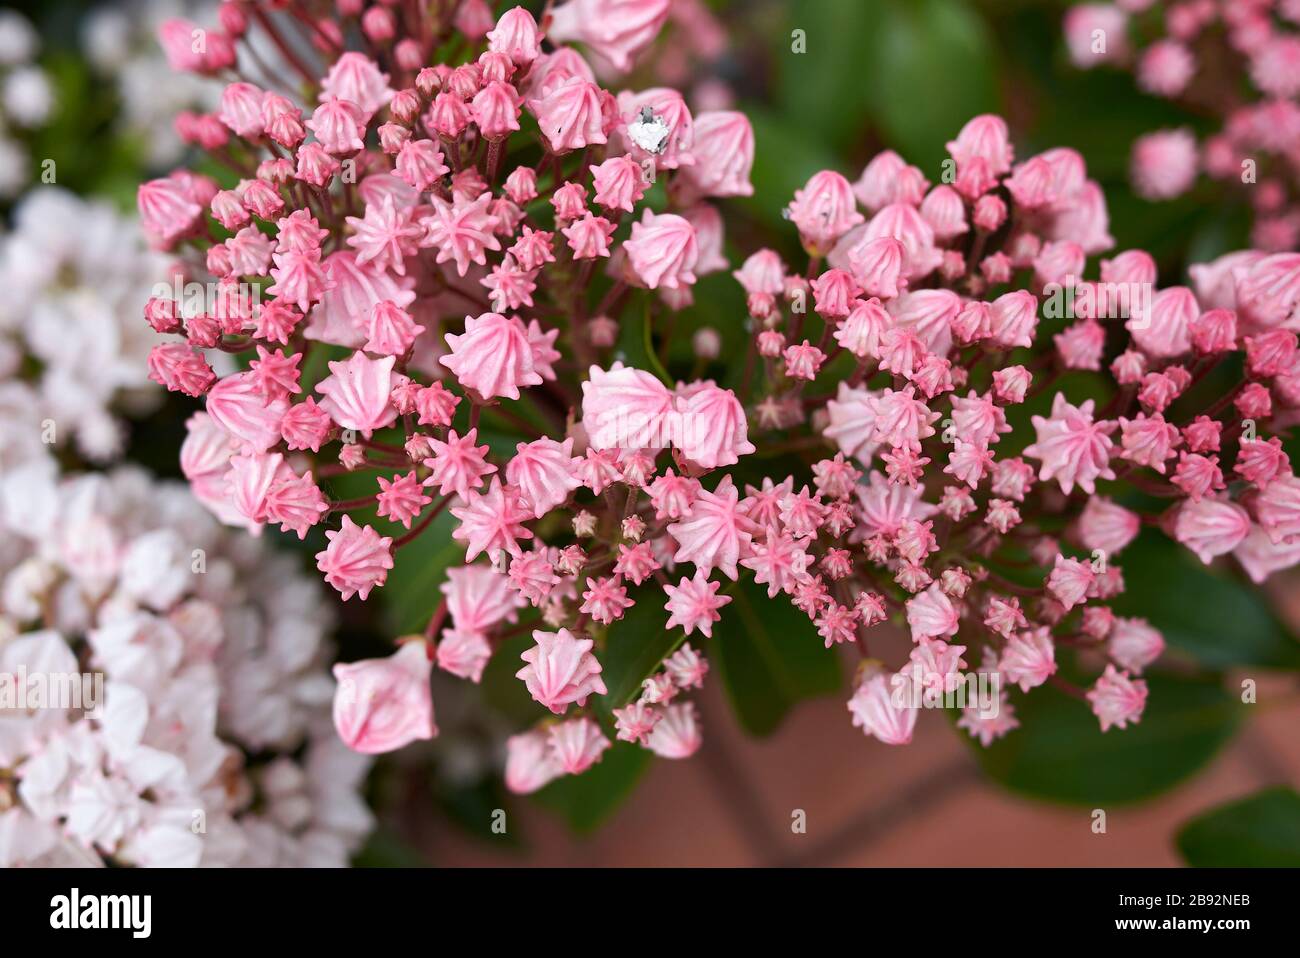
[206, 371, 290, 453]
[507, 438, 583, 517]
[786, 170, 864, 254]
[1108, 617, 1165, 673]
[646, 702, 703, 758]
[1087, 665, 1148, 732]
[320, 52, 393, 119]
[425, 428, 495, 499]
[316, 516, 394, 601]
[1046, 555, 1095, 610]
[906, 583, 959, 641]
[667, 477, 754, 580]
[548, 717, 611, 774]
[436, 628, 492, 683]
[1077, 496, 1140, 555]
[316, 352, 398, 434]
[440, 312, 541, 400]
[486, 6, 543, 66]
[422, 192, 502, 277]
[613, 702, 661, 744]
[548, 0, 670, 72]
[532, 76, 607, 152]
[333, 641, 436, 754]
[1174, 497, 1251, 563]
[516, 628, 607, 714]
[663, 571, 732, 637]
[847, 671, 917, 746]
[674, 110, 754, 201]
[307, 96, 366, 154]
[675, 381, 755, 469]
[582, 362, 675, 451]
[1024, 393, 1117, 494]
[504, 729, 564, 794]
[1000, 628, 1057, 692]
[450, 478, 534, 561]
[624, 209, 698, 290]
[376, 472, 432, 529]
[1131, 128, 1199, 200]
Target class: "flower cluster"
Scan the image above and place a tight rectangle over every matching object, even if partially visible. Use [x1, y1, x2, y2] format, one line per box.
[0, 189, 170, 462]
[0, 9, 53, 198]
[0, 454, 371, 866]
[141, 2, 1300, 791]
[1066, 0, 1300, 248]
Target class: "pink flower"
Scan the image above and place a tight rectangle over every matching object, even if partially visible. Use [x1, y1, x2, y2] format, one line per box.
[137, 176, 202, 246]
[472, 80, 522, 139]
[206, 371, 290, 452]
[345, 198, 422, 276]
[613, 702, 661, 744]
[663, 571, 732, 637]
[675, 381, 755, 469]
[786, 170, 864, 254]
[1108, 617, 1165, 673]
[265, 471, 329, 539]
[147, 344, 216, 397]
[1000, 628, 1057, 692]
[1077, 496, 1140, 555]
[376, 472, 432, 529]
[667, 476, 755, 580]
[858, 203, 941, 280]
[906, 583, 959, 641]
[316, 516, 394, 600]
[1024, 393, 1117, 494]
[486, 6, 543, 66]
[507, 438, 583, 517]
[624, 209, 698, 289]
[548, 717, 611, 774]
[1129, 286, 1197, 359]
[307, 96, 366, 154]
[646, 703, 703, 758]
[582, 362, 675, 451]
[505, 729, 565, 794]
[422, 192, 502, 277]
[946, 113, 1014, 175]
[1087, 665, 1148, 732]
[674, 110, 754, 201]
[316, 352, 398, 434]
[450, 478, 534, 561]
[332, 641, 437, 754]
[442, 563, 521, 635]
[440, 312, 541, 400]
[1117, 412, 1181, 473]
[587, 160, 644, 218]
[847, 671, 916, 745]
[1174, 497, 1251, 563]
[320, 52, 393, 119]
[548, 0, 670, 72]
[395, 140, 449, 191]
[532, 76, 607, 152]
[853, 150, 928, 211]
[1046, 555, 1095, 610]
[516, 628, 607, 714]
[436, 628, 492, 683]
[1131, 128, 1199, 200]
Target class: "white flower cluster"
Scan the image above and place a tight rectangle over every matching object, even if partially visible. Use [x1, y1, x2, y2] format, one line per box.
[82, 0, 220, 168]
[0, 459, 373, 867]
[0, 188, 170, 464]
[0, 10, 53, 197]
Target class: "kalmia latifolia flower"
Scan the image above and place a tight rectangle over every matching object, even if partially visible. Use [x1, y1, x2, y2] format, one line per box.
[1066, 0, 1300, 249]
[138, 4, 1300, 794]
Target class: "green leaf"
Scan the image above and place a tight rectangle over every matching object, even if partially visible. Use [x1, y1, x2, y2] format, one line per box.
[774, 1, 883, 152]
[1109, 531, 1300, 670]
[1177, 788, 1300, 867]
[383, 510, 461, 635]
[533, 742, 651, 833]
[865, 0, 1000, 175]
[595, 586, 685, 715]
[975, 672, 1241, 805]
[711, 579, 842, 736]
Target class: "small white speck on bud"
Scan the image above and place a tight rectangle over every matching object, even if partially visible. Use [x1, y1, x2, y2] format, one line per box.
[628, 107, 671, 155]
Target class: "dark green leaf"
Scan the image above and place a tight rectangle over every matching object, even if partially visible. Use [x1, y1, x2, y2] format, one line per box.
[595, 586, 685, 715]
[866, 0, 1000, 175]
[1177, 787, 1300, 867]
[711, 579, 842, 736]
[975, 672, 1241, 805]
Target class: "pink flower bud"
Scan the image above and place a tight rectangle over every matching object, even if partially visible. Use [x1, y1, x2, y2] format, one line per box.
[332, 641, 435, 753]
